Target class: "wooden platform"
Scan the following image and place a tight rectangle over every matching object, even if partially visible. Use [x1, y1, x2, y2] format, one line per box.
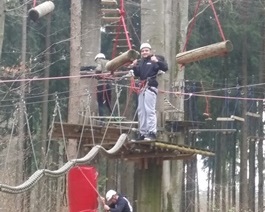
[51, 122, 215, 161]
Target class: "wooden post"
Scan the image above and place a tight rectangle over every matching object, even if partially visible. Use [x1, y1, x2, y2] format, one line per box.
[176, 40, 233, 65]
[28, 1, 55, 22]
[105, 49, 139, 73]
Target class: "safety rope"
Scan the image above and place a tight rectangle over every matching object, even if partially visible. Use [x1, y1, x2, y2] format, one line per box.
[100, 86, 123, 146]
[76, 92, 95, 159]
[201, 80, 211, 118]
[183, 0, 226, 52]
[208, 0, 226, 41]
[55, 93, 70, 160]
[231, 78, 242, 116]
[3, 106, 18, 172]
[43, 96, 61, 168]
[24, 101, 39, 170]
[182, 0, 202, 52]
[85, 90, 96, 147]
[0, 133, 127, 194]
[221, 78, 230, 117]
[120, 3, 132, 49]
[121, 77, 137, 117]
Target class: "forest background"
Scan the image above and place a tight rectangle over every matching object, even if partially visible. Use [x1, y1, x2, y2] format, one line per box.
[0, 0, 264, 212]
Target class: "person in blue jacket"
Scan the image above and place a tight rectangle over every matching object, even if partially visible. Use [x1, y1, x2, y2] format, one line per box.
[102, 189, 133, 212]
[129, 43, 168, 141]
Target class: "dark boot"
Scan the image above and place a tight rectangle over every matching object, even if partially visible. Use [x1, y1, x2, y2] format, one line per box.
[131, 134, 145, 142]
[144, 132, 156, 141]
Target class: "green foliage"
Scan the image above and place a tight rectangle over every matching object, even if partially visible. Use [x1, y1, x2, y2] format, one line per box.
[185, 0, 264, 184]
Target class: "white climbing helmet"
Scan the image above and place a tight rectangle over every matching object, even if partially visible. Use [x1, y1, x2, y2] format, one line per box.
[106, 189, 117, 201]
[140, 43, 151, 50]
[94, 53, 106, 61]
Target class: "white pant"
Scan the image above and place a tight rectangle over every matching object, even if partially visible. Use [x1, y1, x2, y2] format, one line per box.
[137, 87, 157, 135]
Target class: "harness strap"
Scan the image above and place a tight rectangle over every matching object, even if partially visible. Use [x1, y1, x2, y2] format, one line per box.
[147, 87, 157, 95]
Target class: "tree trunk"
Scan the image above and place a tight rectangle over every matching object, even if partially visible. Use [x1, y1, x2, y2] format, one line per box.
[17, 0, 27, 211]
[16, 0, 28, 211]
[257, 124, 264, 212]
[64, 1, 82, 210]
[162, 0, 187, 212]
[67, 0, 81, 159]
[80, 0, 101, 117]
[257, 6, 265, 210]
[239, 0, 249, 210]
[0, 0, 5, 60]
[36, 13, 52, 212]
[41, 14, 51, 166]
[186, 159, 196, 212]
[136, 1, 164, 211]
[231, 134, 237, 210]
[135, 160, 162, 212]
[215, 134, 221, 210]
[221, 135, 227, 212]
[248, 138, 255, 212]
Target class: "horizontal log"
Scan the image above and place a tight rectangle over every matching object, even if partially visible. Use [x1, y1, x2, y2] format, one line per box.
[28, 1, 55, 22]
[105, 49, 139, 73]
[154, 142, 215, 156]
[176, 40, 233, 65]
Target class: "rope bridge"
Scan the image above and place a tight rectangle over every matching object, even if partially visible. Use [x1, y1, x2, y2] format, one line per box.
[0, 134, 127, 194]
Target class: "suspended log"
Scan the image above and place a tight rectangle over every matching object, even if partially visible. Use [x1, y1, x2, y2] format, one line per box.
[176, 40, 233, 65]
[28, 1, 55, 22]
[105, 49, 139, 73]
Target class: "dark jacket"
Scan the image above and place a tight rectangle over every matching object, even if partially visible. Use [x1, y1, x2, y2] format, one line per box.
[109, 195, 132, 212]
[132, 54, 168, 87]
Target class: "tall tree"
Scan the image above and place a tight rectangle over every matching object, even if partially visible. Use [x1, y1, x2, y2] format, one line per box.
[67, 0, 81, 159]
[257, 2, 265, 210]
[135, 0, 165, 211]
[80, 0, 100, 114]
[162, 1, 181, 212]
[0, 0, 5, 60]
[239, 0, 249, 210]
[17, 0, 27, 210]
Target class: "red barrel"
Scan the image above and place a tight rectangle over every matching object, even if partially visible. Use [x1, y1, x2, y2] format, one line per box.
[68, 166, 98, 212]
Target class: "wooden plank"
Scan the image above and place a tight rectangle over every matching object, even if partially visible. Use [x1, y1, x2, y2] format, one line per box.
[108, 153, 194, 160]
[87, 116, 126, 119]
[101, 0, 117, 6]
[51, 122, 126, 141]
[101, 9, 120, 15]
[102, 16, 120, 22]
[154, 142, 215, 156]
[176, 40, 233, 65]
[189, 129, 236, 133]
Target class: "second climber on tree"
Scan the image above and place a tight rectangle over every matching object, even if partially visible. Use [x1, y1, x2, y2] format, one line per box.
[80, 53, 112, 117]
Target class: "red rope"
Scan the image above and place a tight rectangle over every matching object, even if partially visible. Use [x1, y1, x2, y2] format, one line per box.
[120, 0, 132, 49]
[33, 0, 36, 7]
[182, 0, 202, 52]
[122, 82, 133, 116]
[208, 0, 226, 41]
[183, 0, 226, 53]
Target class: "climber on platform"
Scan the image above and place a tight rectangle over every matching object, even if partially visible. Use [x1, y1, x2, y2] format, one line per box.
[128, 43, 168, 141]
